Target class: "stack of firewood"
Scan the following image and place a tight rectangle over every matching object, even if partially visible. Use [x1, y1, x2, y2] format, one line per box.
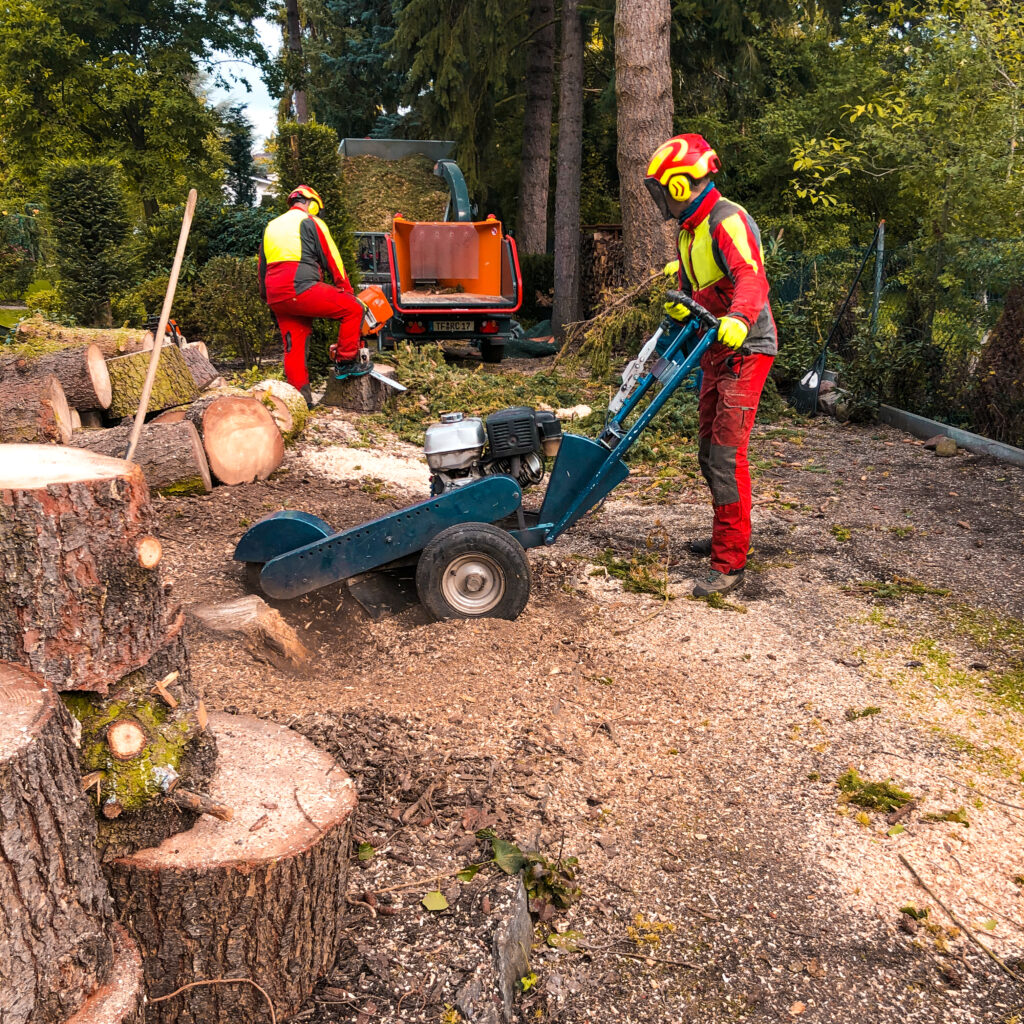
[0, 316, 309, 496]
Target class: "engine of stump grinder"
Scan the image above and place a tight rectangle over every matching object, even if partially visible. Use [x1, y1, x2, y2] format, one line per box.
[424, 407, 563, 495]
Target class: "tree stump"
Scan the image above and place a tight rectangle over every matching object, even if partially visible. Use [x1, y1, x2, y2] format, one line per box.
[0, 373, 73, 444]
[105, 348, 199, 420]
[184, 394, 284, 485]
[67, 421, 213, 495]
[63, 925, 145, 1024]
[0, 446, 180, 691]
[321, 364, 398, 412]
[0, 662, 114, 1024]
[108, 712, 357, 1023]
[65, 629, 218, 861]
[0, 343, 112, 412]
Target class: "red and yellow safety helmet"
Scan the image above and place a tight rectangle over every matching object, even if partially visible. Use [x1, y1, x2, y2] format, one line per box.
[288, 184, 324, 216]
[644, 134, 720, 219]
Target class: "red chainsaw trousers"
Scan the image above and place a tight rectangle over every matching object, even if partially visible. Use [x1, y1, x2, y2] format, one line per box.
[269, 282, 363, 390]
[697, 346, 774, 574]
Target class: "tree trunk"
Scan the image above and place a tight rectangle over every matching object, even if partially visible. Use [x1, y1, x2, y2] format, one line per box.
[64, 924, 145, 1024]
[184, 394, 284, 485]
[321, 365, 398, 412]
[285, 0, 309, 123]
[0, 661, 114, 1024]
[249, 379, 309, 442]
[551, 0, 584, 337]
[180, 346, 219, 391]
[190, 595, 311, 673]
[0, 343, 112, 411]
[0, 447, 181, 692]
[67, 421, 213, 495]
[108, 712, 357, 1024]
[615, 0, 674, 283]
[105, 348, 199, 420]
[516, 0, 556, 255]
[0, 374, 73, 444]
[14, 316, 147, 358]
[65, 630, 218, 862]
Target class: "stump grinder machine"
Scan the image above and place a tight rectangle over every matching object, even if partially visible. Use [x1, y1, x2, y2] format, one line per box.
[235, 291, 719, 620]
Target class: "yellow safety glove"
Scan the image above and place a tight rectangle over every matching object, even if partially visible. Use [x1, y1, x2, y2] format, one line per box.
[662, 260, 691, 321]
[717, 315, 749, 350]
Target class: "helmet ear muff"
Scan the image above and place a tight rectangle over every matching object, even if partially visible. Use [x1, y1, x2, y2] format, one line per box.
[666, 174, 691, 202]
[307, 200, 320, 217]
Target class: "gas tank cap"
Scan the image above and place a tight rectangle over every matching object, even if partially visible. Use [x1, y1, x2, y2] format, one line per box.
[440, 412, 464, 423]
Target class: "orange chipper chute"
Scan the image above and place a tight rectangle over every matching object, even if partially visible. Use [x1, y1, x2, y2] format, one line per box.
[357, 285, 393, 336]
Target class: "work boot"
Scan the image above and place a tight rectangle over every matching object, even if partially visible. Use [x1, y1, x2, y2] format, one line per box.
[299, 384, 315, 408]
[334, 357, 372, 379]
[692, 569, 745, 598]
[688, 537, 753, 558]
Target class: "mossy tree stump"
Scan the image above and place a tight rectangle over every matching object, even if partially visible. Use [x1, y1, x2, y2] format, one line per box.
[0, 662, 114, 1024]
[321, 364, 398, 413]
[0, 447, 179, 691]
[108, 712, 357, 1023]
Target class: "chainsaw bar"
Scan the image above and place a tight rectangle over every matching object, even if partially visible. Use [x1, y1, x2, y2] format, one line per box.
[370, 369, 407, 392]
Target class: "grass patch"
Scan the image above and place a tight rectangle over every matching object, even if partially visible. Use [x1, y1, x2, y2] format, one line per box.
[852, 577, 951, 601]
[844, 705, 882, 721]
[889, 525, 915, 539]
[837, 768, 913, 812]
[591, 548, 672, 600]
[922, 806, 969, 826]
[831, 524, 852, 542]
[990, 668, 1024, 713]
[688, 592, 748, 614]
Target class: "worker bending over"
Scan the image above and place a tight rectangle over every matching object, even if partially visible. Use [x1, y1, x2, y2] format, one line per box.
[258, 185, 367, 403]
[644, 134, 777, 598]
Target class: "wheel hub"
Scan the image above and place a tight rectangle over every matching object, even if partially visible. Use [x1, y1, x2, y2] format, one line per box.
[441, 554, 505, 614]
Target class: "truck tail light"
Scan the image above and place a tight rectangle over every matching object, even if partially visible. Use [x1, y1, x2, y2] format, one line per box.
[481, 320, 499, 334]
[406, 321, 426, 334]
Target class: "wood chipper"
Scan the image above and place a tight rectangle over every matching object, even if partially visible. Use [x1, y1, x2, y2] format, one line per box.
[349, 139, 523, 363]
[235, 291, 719, 621]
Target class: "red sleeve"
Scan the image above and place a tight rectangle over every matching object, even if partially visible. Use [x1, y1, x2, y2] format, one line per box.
[711, 211, 769, 327]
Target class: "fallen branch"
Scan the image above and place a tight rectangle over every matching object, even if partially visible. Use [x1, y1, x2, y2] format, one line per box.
[555, 271, 660, 363]
[899, 853, 1023, 985]
[166, 787, 233, 822]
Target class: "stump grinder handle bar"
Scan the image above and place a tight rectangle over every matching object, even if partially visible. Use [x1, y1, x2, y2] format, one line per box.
[665, 290, 720, 332]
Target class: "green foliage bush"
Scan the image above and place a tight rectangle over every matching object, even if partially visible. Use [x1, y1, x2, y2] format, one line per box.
[46, 160, 130, 325]
[273, 121, 356, 283]
[192, 256, 276, 366]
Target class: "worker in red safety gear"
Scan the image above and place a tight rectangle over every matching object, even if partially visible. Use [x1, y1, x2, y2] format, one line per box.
[258, 185, 368, 404]
[645, 134, 777, 598]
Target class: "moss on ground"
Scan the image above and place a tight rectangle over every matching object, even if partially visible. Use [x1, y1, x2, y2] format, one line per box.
[591, 547, 672, 600]
[837, 768, 913, 812]
[853, 577, 951, 601]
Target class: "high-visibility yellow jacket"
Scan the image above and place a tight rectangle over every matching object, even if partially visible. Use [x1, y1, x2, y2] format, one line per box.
[258, 205, 352, 304]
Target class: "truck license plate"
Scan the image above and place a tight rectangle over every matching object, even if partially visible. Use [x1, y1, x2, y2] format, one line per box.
[432, 319, 474, 332]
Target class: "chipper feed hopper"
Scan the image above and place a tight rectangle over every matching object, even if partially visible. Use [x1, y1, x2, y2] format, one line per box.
[235, 292, 720, 620]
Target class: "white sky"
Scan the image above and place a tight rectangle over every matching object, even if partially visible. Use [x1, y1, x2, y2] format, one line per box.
[209, 18, 282, 150]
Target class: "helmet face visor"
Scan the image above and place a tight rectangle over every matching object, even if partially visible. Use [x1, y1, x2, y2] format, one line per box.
[645, 177, 676, 221]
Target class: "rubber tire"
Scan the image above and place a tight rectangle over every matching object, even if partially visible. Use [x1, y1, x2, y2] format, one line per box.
[416, 523, 531, 621]
[480, 340, 505, 364]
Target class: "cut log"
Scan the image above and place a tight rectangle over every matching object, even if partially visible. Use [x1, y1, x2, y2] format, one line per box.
[67, 421, 213, 495]
[180, 345, 219, 390]
[184, 394, 284, 485]
[250, 378, 309, 442]
[183, 340, 208, 359]
[0, 342, 112, 410]
[108, 712, 357, 1024]
[150, 407, 187, 424]
[0, 373, 73, 443]
[190, 594, 312, 672]
[105, 347, 199, 419]
[66, 630, 218, 861]
[14, 316, 147, 358]
[71, 407, 83, 431]
[64, 924, 145, 1024]
[135, 535, 162, 568]
[321, 363, 398, 412]
[0, 446, 180, 690]
[0, 661, 115, 1024]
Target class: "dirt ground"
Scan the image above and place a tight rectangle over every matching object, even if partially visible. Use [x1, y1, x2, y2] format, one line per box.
[156, 393, 1024, 1023]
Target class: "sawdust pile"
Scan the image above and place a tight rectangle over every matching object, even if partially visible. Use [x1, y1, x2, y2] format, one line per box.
[342, 155, 450, 232]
